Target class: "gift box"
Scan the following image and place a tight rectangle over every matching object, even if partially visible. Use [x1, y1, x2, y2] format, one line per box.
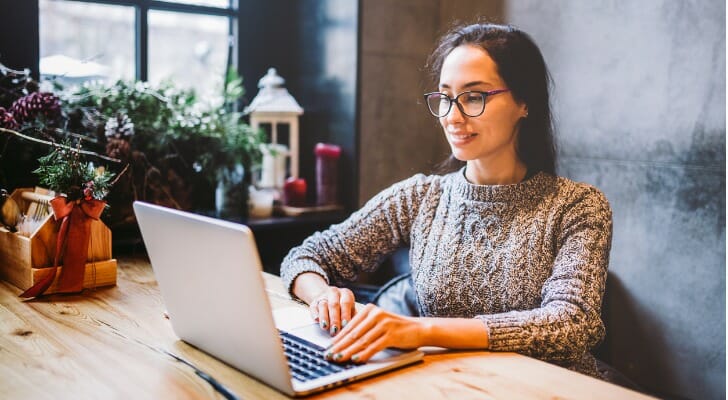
[0, 188, 117, 294]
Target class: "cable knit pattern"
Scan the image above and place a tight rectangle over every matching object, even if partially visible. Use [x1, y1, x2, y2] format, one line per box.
[280, 168, 612, 378]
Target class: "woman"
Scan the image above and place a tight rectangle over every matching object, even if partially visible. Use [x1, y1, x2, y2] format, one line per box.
[280, 22, 612, 378]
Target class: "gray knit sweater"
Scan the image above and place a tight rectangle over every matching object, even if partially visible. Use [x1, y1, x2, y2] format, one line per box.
[281, 168, 613, 378]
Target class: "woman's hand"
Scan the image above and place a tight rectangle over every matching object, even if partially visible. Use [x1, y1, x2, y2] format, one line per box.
[291, 272, 356, 336]
[325, 303, 426, 363]
[308, 286, 356, 336]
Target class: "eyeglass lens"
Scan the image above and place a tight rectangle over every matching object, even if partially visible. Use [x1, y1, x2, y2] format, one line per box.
[426, 92, 485, 117]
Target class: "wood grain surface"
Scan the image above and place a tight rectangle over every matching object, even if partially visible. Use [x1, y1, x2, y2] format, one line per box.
[0, 256, 655, 399]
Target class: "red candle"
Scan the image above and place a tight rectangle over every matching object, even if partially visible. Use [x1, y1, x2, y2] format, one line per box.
[314, 143, 342, 159]
[314, 143, 341, 206]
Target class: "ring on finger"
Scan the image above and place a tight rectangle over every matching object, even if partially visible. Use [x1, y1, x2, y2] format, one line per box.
[312, 297, 328, 308]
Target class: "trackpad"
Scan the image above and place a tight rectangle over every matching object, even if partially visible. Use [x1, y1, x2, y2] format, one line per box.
[273, 306, 332, 347]
[289, 323, 332, 348]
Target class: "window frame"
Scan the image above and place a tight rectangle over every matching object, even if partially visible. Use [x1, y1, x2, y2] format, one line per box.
[43, 0, 239, 81]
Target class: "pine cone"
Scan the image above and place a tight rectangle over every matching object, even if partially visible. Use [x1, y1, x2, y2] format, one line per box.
[105, 113, 135, 139]
[105, 137, 131, 160]
[9, 92, 61, 124]
[0, 107, 18, 130]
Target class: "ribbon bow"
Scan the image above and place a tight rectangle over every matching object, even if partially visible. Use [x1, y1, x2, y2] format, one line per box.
[20, 196, 106, 298]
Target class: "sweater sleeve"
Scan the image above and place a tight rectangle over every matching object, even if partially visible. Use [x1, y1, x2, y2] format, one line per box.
[280, 174, 434, 297]
[475, 185, 613, 364]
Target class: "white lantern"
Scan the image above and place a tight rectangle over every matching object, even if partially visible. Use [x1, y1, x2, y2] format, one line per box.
[244, 68, 304, 185]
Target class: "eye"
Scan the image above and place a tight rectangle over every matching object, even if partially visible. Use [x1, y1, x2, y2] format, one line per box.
[463, 93, 482, 104]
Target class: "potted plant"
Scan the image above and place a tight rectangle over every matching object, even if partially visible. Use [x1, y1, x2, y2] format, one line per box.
[60, 69, 264, 222]
[0, 64, 264, 242]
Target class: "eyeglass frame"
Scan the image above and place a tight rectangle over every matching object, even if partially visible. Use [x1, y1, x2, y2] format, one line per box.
[423, 89, 510, 118]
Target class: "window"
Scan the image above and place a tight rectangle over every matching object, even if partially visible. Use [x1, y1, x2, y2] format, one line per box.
[39, 0, 237, 101]
[39, 1, 135, 83]
[148, 10, 230, 98]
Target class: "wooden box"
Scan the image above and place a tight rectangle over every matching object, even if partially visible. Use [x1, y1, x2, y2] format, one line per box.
[0, 188, 117, 294]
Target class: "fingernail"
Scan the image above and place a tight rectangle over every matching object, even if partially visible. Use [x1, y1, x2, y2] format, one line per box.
[330, 325, 338, 335]
[324, 351, 333, 359]
[334, 353, 342, 361]
[351, 354, 360, 363]
[342, 320, 348, 327]
[320, 320, 328, 329]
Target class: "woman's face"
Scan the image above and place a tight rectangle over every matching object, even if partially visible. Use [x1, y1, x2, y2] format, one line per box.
[438, 45, 526, 166]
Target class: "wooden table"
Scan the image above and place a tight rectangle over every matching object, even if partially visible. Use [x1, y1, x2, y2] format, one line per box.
[0, 256, 654, 399]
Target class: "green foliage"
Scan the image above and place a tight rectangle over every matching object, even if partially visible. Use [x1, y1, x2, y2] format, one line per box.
[60, 70, 264, 184]
[33, 141, 115, 200]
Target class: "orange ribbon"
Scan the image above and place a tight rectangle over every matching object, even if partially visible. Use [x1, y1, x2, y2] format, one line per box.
[20, 196, 106, 298]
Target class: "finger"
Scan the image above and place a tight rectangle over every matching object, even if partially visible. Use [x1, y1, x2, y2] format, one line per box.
[329, 305, 386, 361]
[332, 303, 376, 346]
[333, 326, 387, 363]
[309, 299, 321, 322]
[327, 290, 342, 336]
[349, 332, 389, 363]
[317, 299, 330, 331]
[339, 289, 356, 329]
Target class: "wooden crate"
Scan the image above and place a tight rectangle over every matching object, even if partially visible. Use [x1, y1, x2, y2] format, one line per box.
[0, 188, 117, 294]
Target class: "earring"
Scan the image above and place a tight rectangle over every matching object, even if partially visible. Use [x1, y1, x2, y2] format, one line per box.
[523, 111, 529, 118]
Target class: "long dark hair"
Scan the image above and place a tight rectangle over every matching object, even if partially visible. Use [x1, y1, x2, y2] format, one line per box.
[427, 22, 557, 175]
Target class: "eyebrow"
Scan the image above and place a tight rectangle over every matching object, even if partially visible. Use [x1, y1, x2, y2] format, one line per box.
[439, 81, 492, 90]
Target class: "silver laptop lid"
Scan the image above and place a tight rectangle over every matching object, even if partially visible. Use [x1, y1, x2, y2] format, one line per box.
[133, 201, 294, 395]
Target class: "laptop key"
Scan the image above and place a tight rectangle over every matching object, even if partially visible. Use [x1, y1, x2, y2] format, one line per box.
[279, 330, 358, 380]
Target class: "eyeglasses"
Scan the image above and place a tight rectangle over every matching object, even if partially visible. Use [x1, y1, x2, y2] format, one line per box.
[423, 89, 510, 118]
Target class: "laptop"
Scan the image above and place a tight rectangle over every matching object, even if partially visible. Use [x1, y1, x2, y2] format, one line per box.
[133, 201, 424, 397]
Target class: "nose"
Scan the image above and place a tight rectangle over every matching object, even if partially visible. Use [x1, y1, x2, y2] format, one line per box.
[444, 100, 465, 124]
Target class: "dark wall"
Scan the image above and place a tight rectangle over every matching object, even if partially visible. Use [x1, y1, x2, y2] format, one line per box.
[507, 1, 725, 399]
[239, 0, 359, 209]
[0, 0, 39, 76]
[0, 0, 41, 189]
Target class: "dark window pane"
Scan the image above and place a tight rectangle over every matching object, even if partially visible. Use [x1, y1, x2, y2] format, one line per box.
[260, 123, 272, 142]
[277, 123, 290, 147]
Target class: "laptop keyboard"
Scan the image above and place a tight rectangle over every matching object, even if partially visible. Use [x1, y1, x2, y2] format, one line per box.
[278, 330, 356, 382]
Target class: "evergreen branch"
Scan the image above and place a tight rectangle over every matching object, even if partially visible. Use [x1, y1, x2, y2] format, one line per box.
[0, 127, 121, 163]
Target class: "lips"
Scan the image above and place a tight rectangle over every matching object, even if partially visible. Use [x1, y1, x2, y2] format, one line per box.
[448, 132, 478, 145]
[449, 133, 477, 139]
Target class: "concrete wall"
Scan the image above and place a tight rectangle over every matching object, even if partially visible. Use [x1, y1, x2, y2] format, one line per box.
[507, 1, 725, 398]
[359, 0, 441, 204]
[358, 0, 505, 204]
[359, 1, 726, 399]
